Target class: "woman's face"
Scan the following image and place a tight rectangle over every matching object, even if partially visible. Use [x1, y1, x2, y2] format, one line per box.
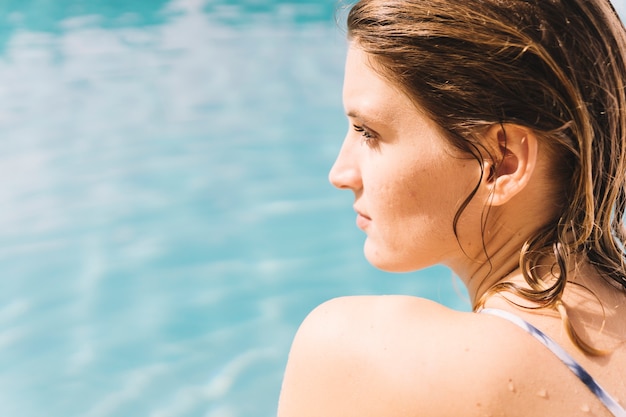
[329, 45, 483, 272]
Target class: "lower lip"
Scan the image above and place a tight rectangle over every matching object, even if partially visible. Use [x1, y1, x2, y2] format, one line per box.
[356, 214, 371, 229]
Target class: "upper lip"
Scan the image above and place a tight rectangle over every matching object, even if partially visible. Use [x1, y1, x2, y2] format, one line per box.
[354, 206, 371, 219]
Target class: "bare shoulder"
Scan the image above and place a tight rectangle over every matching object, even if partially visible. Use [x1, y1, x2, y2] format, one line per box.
[277, 295, 531, 417]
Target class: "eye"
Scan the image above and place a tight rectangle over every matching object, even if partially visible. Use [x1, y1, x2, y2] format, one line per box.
[352, 124, 377, 146]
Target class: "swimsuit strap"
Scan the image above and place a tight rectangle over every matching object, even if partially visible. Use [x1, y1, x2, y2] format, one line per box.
[479, 308, 626, 417]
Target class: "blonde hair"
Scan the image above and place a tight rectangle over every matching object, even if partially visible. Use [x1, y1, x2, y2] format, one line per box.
[346, 0, 626, 354]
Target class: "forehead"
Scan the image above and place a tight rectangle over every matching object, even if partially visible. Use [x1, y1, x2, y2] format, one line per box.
[342, 45, 417, 122]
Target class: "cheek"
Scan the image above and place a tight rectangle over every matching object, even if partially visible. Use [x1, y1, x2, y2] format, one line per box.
[368, 171, 417, 216]
[364, 142, 481, 216]
[380, 158, 480, 230]
[361, 154, 482, 272]
[366, 164, 438, 229]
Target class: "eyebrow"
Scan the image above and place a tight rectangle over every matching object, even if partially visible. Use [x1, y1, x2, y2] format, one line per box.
[346, 110, 382, 128]
[346, 110, 374, 121]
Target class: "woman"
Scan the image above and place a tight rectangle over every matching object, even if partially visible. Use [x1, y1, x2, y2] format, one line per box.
[278, 0, 626, 416]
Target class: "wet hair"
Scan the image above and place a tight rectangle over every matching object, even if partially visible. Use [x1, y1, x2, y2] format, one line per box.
[346, 0, 626, 353]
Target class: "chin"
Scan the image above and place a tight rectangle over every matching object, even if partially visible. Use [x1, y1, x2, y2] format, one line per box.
[363, 244, 425, 273]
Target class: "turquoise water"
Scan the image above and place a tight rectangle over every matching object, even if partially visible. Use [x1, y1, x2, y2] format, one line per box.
[2, 1, 624, 416]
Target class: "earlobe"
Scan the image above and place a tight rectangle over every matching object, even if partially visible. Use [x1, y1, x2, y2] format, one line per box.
[483, 124, 539, 206]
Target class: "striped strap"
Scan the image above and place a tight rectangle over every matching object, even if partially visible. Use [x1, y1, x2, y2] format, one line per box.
[479, 308, 626, 417]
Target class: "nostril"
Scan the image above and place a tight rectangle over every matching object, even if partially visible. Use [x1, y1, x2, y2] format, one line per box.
[329, 165, 361, 190]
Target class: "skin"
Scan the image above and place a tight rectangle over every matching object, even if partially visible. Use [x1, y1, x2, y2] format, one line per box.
[327, 46, 554, 299]
[329, 46, 482, 274]
[277, 44, 626, 417]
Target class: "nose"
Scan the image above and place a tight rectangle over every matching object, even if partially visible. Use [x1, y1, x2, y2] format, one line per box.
[328, 137, 362, 190]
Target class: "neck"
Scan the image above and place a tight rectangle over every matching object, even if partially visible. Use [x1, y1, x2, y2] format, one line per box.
[444, 213, 536, 308]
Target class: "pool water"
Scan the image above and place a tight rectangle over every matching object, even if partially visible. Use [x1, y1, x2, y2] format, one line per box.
[2, 1, 625, 416]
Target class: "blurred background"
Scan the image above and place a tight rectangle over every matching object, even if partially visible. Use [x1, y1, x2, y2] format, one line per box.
[0, 0, 624, 416]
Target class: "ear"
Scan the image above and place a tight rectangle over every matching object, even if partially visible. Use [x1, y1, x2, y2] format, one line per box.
[482, 124, 539, 206]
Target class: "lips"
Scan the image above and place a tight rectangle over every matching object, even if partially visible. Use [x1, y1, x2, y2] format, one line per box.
[354, 208, 371, 230]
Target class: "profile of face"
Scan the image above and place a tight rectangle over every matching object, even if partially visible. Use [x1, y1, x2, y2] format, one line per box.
[329, 45, 485, 273]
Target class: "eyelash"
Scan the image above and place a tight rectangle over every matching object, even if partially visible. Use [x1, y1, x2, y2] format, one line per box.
[352, 124, 376, 145]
